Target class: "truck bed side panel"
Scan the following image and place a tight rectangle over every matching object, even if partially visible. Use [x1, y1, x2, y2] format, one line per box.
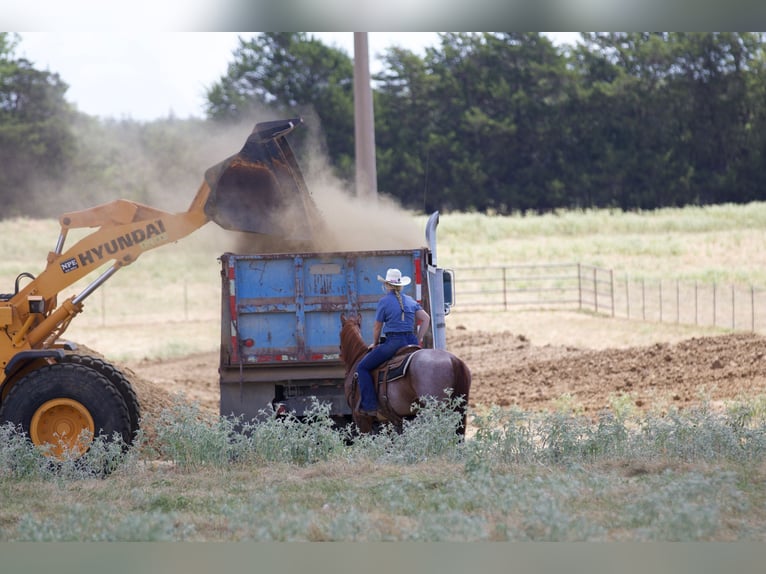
[219, 249, 429, 420]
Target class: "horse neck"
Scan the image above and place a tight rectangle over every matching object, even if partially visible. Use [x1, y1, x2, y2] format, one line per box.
[342, 326, 368, 371]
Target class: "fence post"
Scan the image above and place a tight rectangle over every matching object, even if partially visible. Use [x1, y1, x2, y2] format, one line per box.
[713, 282, 717, 327]
[625, 273, 630, 319]
[593, 267, 598, 313]
[695, 280, 698, 325]
[610, 268, 615, 317]
[577, 263, 582, 310]
[731, 284, 735, 330]
[642, 278, 646, 320]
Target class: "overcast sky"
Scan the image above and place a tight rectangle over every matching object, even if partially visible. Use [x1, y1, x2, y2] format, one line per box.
[16, 32, 579, 122]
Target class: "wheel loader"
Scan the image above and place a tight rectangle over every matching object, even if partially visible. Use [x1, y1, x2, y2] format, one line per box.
[0, 118, 321, 459]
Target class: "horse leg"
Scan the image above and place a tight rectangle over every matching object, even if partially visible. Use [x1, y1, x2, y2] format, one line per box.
[353, 412, 375, 433]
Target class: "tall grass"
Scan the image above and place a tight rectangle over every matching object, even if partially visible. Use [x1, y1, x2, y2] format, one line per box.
[2, 398, 766, 541]
[421, 202, 766, 284]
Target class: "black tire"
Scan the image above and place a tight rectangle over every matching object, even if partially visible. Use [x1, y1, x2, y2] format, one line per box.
[63, 354, 141, 445]
[0, 362, 131, 458]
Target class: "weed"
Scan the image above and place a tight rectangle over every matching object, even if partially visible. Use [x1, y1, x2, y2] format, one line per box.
[3, 398, 766, 540]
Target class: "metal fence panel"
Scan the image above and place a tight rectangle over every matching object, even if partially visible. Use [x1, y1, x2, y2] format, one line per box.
[454, 263, 766, 335]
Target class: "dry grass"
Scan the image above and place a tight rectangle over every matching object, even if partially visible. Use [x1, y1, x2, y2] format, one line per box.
[3, 204, 761, 360]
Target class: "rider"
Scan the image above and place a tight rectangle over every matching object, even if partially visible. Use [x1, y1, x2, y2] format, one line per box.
[355, 268, 431, 418]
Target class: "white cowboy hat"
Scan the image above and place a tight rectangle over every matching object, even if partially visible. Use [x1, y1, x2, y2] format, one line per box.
[377, 268, 411, 287]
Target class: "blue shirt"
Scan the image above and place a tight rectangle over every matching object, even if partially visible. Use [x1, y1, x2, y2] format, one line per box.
[375, 291, 422, 334]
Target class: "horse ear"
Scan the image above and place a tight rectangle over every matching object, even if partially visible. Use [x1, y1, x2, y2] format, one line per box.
[340, 313, 346, 324]
[355, 314, 362, 326]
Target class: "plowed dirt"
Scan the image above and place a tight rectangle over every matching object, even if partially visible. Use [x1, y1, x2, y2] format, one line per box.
[122, 327, 766, 432]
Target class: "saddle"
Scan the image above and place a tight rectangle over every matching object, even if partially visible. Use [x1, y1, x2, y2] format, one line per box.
[375, 345, 420, 385]
[351, 345, 421, 424]
[372, 345, 420, 423]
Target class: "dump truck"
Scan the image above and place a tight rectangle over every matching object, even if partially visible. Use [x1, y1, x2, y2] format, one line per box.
[218, 211, 455, 424]
[0, 118, 321, 458]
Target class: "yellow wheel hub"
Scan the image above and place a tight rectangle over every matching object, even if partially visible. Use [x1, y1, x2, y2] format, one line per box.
[30, 398, 95, 459]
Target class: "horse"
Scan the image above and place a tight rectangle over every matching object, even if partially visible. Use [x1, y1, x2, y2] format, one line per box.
[339, 313, 472, 435]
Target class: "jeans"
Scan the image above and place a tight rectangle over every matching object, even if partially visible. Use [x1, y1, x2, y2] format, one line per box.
[356, 332, 418, 411]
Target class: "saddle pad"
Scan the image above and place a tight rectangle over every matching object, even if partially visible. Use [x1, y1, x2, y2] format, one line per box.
[378, 348, 419, 383]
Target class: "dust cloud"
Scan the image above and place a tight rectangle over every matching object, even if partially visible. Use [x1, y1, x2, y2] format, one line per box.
[61, 112, 425, 258]
[231, 116, 424, 255]
[306, 158, 424, 252]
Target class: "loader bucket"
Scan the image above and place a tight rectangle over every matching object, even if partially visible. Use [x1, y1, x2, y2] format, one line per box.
[203, 117, 322, 241]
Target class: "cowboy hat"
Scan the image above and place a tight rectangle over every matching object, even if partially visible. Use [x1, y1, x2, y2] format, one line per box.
[377, 268, 412, 287]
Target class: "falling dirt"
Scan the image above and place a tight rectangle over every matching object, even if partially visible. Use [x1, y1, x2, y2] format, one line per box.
[121, 328, 766, 435]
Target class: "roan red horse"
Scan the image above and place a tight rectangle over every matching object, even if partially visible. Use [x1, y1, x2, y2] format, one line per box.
[339, 313, 472, 435]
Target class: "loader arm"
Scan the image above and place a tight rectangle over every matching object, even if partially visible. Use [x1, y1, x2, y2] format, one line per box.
[6, 184, 212, 352]
[0, 117, 321, 379]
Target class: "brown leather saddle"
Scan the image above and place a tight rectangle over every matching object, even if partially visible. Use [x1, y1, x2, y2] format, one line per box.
[375, 345, 421, 385]
[372, 345, 420, 422]
[351, 345, 421, 424]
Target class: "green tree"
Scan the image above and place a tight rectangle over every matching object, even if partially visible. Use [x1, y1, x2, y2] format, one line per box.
[670, 32, 765, 204]
[417, 33, 572, 213]
[0, 33, 75, 217]
[566, 33, 766, 209]
[568, 33, 684, 209]
[374, 45, 439, 211]
[205, 33, 355, 180]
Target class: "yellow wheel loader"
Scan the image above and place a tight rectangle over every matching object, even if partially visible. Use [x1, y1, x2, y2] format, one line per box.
[0, 118, 321, 459]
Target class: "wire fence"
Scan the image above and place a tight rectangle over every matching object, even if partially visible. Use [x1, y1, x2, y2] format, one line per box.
[453, 263, 766, 334]
[74, 279, 220, 327]
[76, 262, 766, 335]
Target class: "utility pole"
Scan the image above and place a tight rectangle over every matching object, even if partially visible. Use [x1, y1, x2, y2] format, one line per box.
[353, 32, 378, 199]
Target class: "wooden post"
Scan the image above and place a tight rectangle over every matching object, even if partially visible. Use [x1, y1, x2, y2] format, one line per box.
[713, 282, 717, 327]
[354, 33, 378, 200]
[593, 267, 598, 313]
[642, 278, 646, 320]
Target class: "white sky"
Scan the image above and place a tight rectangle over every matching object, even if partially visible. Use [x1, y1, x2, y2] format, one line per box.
[16, 32, 579, 122]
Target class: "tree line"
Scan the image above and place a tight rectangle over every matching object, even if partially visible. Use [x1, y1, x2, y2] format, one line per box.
[3, 32, 766, 218]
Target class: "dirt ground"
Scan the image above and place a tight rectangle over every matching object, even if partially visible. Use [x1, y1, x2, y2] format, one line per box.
[121, 324, 766, 428]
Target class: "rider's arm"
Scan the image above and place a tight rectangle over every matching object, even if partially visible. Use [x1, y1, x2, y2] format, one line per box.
[415, 309, 430, 345]
[371, 320, 383, 347]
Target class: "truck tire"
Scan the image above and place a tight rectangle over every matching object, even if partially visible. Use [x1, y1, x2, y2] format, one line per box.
[62, 354, 141, 445]
[0, 362, 131, 460]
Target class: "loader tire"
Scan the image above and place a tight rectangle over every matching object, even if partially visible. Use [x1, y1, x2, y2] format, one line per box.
[62, 354, 141, 445]
[0, 362, 131, 460]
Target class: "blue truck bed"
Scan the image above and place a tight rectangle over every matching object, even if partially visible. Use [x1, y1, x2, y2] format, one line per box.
[217, 212, 453, 422]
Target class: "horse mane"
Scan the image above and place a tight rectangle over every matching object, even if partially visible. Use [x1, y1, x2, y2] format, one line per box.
[339, 317, 369, 374]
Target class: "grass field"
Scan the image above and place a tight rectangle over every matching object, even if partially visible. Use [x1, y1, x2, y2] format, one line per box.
[2, 204, 766, 542]
[3, 201, 759, 360]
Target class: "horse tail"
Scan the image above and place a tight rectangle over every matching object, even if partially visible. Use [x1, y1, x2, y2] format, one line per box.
[449, 354, 472, 436]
